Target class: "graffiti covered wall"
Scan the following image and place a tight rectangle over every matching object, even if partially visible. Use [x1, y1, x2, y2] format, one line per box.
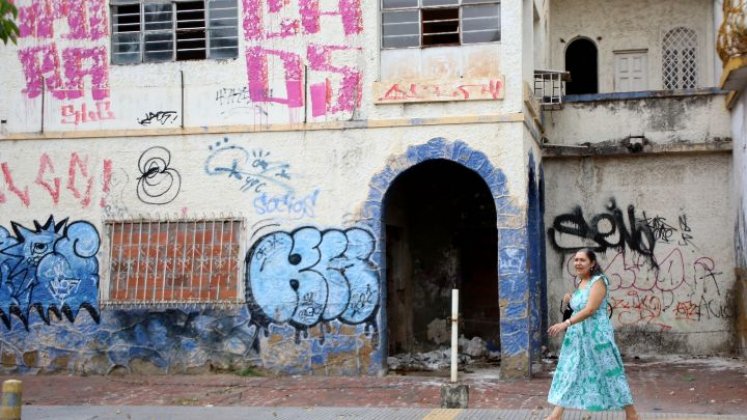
[544, 154, 735, 354]
[0, 119, 527, 375]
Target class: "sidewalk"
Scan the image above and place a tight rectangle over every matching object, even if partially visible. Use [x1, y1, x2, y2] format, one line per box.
[3, 355, 746, 419]
[20, 406, 747, 420]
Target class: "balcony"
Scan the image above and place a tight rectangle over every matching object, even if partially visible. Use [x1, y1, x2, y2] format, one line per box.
[540, 89, 732, 157]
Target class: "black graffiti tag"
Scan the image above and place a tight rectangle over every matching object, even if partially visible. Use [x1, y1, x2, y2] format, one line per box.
[136, 146, 182, 205]
[548, 199, 657, 266]
[137, 111, 178, 126]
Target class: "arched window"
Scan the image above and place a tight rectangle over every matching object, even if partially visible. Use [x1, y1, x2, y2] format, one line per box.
[662, 27, 697, 90]
[565, 38, 598, 95]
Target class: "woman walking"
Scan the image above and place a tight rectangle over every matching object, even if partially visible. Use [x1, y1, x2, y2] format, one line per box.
[546, 248, 640, 420]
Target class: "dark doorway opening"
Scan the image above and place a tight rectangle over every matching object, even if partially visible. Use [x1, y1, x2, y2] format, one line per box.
[565, 38, 598, 95]
[384, 159, 499, 373]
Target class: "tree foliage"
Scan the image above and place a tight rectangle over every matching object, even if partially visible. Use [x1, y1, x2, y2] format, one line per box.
[0, 0, 19, 45]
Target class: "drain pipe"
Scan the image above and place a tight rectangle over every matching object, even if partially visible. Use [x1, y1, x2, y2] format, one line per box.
[440, 289, 469, 408]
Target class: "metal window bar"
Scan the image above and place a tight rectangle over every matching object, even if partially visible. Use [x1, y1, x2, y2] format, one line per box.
[111, 0, 238, 64]
[104, 217, 244, 307]
[381, 0, 500, 49]
[534, 69, 569, 106]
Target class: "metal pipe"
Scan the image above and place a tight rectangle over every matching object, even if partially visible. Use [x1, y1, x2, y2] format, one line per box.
[450, 289, 459, 383]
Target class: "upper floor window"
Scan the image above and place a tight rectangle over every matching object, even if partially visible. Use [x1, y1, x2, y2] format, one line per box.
[381, 0, 501, 49]
[662, 27, 697, 90]
[111, 0, 239, 64]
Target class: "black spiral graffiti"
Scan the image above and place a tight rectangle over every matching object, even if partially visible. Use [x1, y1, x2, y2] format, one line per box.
[136, 146, 182, 205]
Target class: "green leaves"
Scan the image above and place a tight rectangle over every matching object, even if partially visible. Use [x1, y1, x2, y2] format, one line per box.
[0, 0, 19, 45]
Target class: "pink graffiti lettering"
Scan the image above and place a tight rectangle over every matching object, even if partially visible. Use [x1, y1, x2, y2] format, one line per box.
[18, 0, 55, 38]
[246, 47, 303, 107]
[18, 46, 109, 101]
[307, 44, 361, 116]
[1, 163, 31, 207]
[18, 44, 63, 99]
[18, 0, 108, 40]
[242, 0, 299, 40]
[299, 0, 362, 36]
[16, 0, 110, 102]
[61, 47, 109, 100]
[99, 159, 112, 208]
[378, 79, 504, 103]
[67, 153, 94, 208]
[61, 101, 115, 125]
[1, 154, 112, 208]
[244, 0, 361, 40]
[35, 153, 61, 204]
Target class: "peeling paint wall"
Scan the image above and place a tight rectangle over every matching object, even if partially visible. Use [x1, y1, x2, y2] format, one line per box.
[545, 93, 732, 146]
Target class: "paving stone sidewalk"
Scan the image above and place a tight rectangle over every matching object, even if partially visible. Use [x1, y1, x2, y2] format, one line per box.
[3, 355, 746, 419]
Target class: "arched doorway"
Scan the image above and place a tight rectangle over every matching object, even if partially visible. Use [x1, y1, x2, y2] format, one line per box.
[384, 159, 499, 370]
[566, 38, 598, 94]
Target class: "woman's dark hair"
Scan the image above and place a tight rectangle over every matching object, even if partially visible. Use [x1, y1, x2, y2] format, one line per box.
[577, 248, 604, 276]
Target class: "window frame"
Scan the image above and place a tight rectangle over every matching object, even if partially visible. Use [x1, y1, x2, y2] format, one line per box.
[662, 27, 698, 90]
[381, 0, 501, 50]
[110, 0, 239, 65]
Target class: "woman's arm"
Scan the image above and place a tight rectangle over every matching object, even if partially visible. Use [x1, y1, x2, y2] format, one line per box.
[548, 279, 606, 336]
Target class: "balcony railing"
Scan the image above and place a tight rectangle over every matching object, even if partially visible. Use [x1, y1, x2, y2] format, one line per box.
[534, 69, 570, 108]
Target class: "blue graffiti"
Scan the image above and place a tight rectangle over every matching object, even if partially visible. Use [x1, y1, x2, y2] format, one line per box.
[246, 227, 380, 343]
[0, 216, 100, 329]
[253, 189, 320, 219]
[204, 138, 293, 195]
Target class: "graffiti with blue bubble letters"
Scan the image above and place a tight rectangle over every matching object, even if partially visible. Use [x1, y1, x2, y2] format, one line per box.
[0, 216, 100, 329]
[246, 227, 380, 343]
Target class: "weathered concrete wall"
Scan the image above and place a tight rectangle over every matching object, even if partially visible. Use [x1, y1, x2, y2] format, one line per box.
[543, 152, 735, 355]
[545, 92, 732, 146]
[729, 90, 747, 356]
[549, 0, 717, 92]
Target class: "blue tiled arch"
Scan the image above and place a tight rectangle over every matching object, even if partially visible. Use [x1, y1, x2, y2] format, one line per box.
[363, 137, 531, 378]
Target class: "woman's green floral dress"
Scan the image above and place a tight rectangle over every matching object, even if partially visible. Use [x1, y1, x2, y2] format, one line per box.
[547, 274, 634, 411]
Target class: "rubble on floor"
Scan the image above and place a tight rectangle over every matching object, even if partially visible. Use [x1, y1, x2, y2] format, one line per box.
[387, 335, 501, 372]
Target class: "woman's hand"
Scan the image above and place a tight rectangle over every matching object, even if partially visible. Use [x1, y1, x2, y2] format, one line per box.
[548, 320, 569, 337]
[562, 293, 571, 306]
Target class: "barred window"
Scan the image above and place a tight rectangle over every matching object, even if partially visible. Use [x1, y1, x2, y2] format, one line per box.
[662, 27, 697, 90]
[104, 218, 244, 306]
[382, 0, 500, 49]
[111, 0, 239, 64]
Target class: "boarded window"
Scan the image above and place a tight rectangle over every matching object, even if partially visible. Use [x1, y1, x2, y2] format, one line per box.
[663, 27, 697, 90]
[111, 0, 239, 64]
[382, 0, 500, 49]
[104, 219, 243, 305]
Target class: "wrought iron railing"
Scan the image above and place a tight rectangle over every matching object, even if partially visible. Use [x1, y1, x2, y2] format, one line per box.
[534, 69, 569, 107]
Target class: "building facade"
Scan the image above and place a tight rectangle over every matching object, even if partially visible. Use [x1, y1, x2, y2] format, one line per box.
[0, 0, 741, 379]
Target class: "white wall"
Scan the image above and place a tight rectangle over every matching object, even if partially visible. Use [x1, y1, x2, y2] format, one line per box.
[549, 0, 717, 92]
[0, 0, 525, 135]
